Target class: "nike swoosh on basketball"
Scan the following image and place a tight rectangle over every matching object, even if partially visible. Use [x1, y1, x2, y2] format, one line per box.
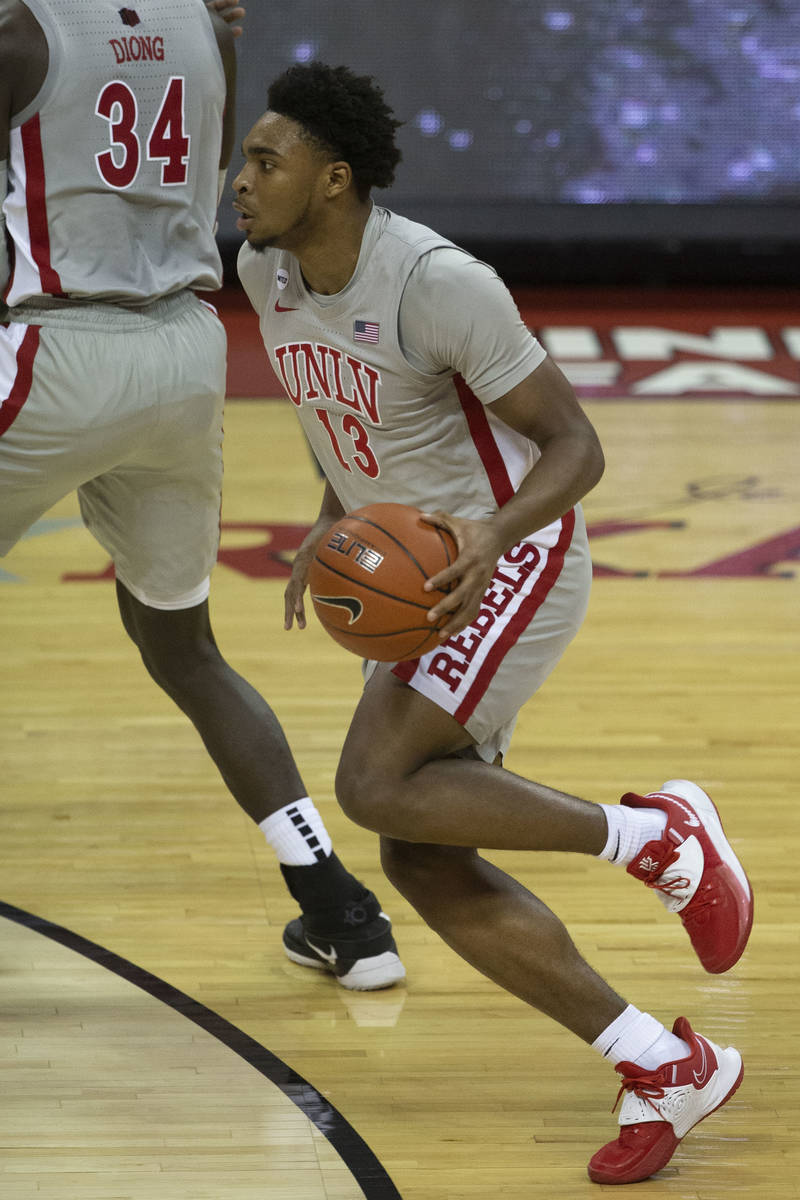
[275, 300, 298, 312]
[305, 937, 338, 965]
[311, 594, 363, 624]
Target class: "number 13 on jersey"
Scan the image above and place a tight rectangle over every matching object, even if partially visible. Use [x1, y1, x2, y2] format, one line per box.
[95, 76, 190, 189]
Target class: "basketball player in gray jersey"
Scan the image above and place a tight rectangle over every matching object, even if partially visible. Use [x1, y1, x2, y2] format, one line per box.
[0, 4, 404, 991]
[235, 63, 753, 1184]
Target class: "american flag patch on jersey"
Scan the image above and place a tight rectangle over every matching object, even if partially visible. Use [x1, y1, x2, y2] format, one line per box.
[354, 319, 380, 344]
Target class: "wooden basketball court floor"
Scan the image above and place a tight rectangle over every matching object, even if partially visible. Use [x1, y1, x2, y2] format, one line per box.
[1, 287, 798, 1199]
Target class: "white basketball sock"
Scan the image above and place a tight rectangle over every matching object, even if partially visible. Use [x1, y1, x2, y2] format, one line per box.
[597, 803, 668, 867]
[259, 797, 333, 866]
[593, 1004, 690, 1069]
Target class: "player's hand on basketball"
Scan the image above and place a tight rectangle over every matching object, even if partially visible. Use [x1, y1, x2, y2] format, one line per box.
[207, 0, 245, 36]
[421, 511, 504, 639]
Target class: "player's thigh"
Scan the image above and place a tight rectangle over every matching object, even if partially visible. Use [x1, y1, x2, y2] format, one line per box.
[339, 663, 476, 787]
[339, 514, 592, 792]
[463, 556, 591, 757]
[79, 300, 226, 610]
[0, 321, 114, 554]
[391, 515, 593, 763]
[78, 423, 223, 610]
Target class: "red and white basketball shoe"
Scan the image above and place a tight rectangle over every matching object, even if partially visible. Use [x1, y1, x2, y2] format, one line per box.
[622, 779, 753, 974]
[588, 1017, 743, 1184]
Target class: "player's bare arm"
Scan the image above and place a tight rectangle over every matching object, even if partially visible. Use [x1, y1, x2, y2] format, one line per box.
[424, 355, 604, 638]
[0, 1, 48, 161]
[207, 0, 245, 38]
[284, 479, 346, 631]
[206, 7, 237, 168]
[488, 355, 604, 544]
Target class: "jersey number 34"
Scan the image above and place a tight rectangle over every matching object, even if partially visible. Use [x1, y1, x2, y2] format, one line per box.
[95, 76, 190, 190]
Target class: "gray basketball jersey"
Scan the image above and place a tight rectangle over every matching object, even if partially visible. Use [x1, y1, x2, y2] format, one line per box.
[238, 208, 543, 522]
[3, 0, 224, 305]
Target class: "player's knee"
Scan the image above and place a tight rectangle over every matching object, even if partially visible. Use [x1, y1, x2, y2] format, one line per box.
[335, 760, 378, 829]
[137, 631, 217, 700]
[335, 755, 396, 832]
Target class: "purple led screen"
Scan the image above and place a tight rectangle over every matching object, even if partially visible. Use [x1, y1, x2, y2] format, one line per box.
[221, 0, 800, 243]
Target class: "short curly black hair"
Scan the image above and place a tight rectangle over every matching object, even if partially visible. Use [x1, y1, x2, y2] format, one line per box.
[267, 62, 402, 201]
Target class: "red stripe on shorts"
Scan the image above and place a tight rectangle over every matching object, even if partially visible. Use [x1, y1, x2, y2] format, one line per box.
[453, 508, 576, 725]
[392, 657, 419, 683]
[454, 374, 514, 508]
[0, 325, 41, 437]
[21, 115, 64, 297]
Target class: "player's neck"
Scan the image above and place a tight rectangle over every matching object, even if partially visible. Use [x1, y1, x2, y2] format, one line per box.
[297, 202, 373, 296]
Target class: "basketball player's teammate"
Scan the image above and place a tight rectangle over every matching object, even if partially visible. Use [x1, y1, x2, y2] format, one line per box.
[234, 62, 754, 1184]
[0, 3, 404, 991]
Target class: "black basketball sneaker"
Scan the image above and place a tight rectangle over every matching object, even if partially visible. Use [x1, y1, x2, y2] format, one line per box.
[282, 890, 406, 990]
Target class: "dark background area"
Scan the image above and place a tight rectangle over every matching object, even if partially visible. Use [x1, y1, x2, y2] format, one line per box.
[219, 0, 800, 286]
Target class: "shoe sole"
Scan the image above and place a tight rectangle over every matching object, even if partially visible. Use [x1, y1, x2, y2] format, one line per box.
[656, 779, 754, 972]
[588, 1049, 744, 1184]
[283, 942, 406, 990]
[338, 951, 407, 991]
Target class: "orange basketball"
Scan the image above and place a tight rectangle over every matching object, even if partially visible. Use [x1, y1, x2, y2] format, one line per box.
[308, 503, 458, 661]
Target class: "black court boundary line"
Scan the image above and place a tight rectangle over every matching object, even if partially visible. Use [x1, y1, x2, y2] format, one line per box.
[0, 899, 402, 1200]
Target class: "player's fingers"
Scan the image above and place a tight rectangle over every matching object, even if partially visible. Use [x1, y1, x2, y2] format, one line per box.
[425, 585, 463, 620]
[419, 509, 450, 527]
[437, 618, 466, 639]
[284, 583, 306, 630]
[210, 0, 245, 15]
[209, 0, 245, 33]
[435, 604, 478, 639]
[419, 509, 461, 542]
[423, 562, 461, 592]
[284, 605, 306, 631]
[425, 538, 486, 592]
[426, 581, 482, 630]
[437, 586, 485, 637]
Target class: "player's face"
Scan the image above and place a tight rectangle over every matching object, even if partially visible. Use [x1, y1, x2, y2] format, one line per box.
[233, 113, 333, 252]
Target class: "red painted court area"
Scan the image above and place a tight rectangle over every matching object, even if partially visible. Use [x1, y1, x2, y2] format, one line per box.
[218, 284, 800, 402]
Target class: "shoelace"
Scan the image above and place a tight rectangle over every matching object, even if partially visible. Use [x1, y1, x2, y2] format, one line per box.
[640, 846, 718, 921]
[612, 1068, 668, 1118]
[681, 881, 718, 927]
[637, 845, 682, 889]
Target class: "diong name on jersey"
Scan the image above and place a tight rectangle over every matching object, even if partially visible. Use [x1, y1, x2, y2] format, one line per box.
[108, 35, 166, 64]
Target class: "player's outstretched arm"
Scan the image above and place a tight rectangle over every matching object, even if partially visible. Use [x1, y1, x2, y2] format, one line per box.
[206, 0, 245, 38]
[285, 480, 346, 631]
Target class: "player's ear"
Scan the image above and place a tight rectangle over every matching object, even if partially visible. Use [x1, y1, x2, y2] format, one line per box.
[325, 160, 353, 199]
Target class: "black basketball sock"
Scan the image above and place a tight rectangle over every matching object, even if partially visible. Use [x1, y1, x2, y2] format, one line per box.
[280, 852, 369, 917]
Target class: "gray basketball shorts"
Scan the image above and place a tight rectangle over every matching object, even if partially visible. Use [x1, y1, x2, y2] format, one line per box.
[0, 291, 226, 609]
[366, 505, 592, 762]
